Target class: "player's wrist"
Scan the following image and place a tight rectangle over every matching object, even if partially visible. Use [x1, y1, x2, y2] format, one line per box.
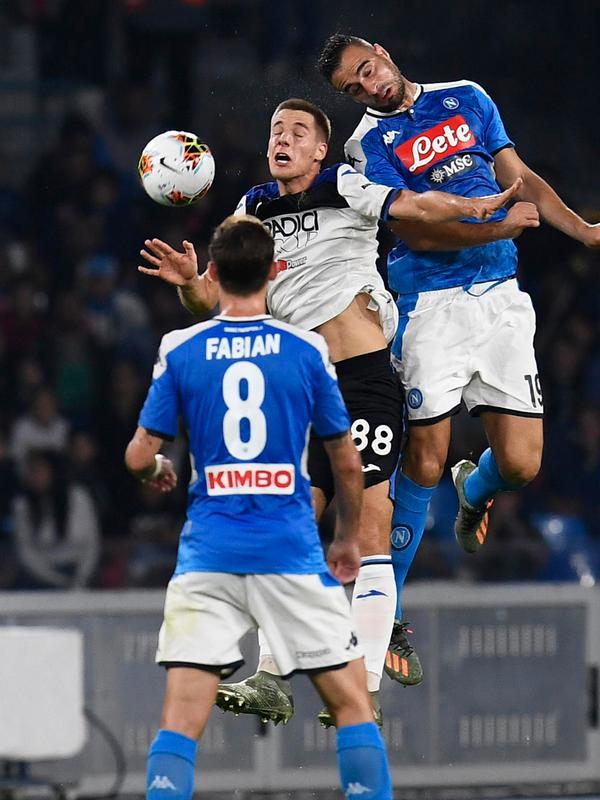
[144, 454, 165, 481]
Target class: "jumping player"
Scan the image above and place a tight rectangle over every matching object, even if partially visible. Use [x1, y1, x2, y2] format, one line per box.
[317, 33, 600, 683]
[139, 98, 521, 720]
[126, 215, 394, 800]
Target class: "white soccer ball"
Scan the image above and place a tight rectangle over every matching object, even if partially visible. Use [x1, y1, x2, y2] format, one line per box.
[138, 130, 215, 206]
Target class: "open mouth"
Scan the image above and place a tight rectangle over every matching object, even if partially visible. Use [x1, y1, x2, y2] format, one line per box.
[274, 152, 291, 164]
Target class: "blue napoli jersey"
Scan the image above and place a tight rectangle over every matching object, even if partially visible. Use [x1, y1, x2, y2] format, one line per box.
[139, 315, 350, 575]
[345, 80, 518, 295]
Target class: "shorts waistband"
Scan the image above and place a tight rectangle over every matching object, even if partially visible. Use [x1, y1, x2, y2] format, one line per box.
[334, 347, 392, 379]
[414, 275, 516, 299]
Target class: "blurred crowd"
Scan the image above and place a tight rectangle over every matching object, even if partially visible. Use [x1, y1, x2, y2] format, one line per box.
[0, 0, 598, 590]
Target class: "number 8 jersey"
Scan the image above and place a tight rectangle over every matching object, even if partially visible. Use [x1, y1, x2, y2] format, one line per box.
[139, 314, 350, 575]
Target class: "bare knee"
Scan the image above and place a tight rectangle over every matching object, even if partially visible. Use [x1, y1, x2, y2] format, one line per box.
[403, 438, 446, 486]
[495, 449, 542, 487]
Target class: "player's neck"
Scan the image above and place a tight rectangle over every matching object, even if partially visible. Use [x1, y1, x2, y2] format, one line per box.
[396, 79, 420, 112]
[218, 289, 269, 318]
[276, 166, 320, 196]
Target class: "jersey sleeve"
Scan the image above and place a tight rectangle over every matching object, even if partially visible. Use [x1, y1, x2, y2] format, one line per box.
[308, 337, 351, 439]
[138, 335, 180, 440]
[470, 82, 514, 155]
[346, 128, 408, 192]
[336, 164, 400, 221]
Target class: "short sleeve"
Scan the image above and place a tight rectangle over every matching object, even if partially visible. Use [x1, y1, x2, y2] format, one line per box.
[336, 165, 399, 221]
[346, 129, 408, 191]
[471, 83, 514, 155]
[138, 337, 180, 440]
[308, 338, 350, 439]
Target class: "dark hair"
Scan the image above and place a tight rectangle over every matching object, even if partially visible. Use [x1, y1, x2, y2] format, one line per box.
[273, 98, 332, 143]
[208, 215, 274, 296]
[317, 33, 372, 83]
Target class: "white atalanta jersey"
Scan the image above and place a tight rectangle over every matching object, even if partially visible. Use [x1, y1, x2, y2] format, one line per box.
[234, 163, 400, 341]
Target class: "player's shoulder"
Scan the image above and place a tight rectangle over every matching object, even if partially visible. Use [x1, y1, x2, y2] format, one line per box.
[421, 78, 491, 101]
[313, 163, 346, 185]
[241, 181, 279, 214]
[153, 319, 221, 378]
[160, 319, 221, 357]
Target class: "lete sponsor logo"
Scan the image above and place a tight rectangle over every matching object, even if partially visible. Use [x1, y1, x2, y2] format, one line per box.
[395, 114, 475, 174]
[205, 463, 295, 495]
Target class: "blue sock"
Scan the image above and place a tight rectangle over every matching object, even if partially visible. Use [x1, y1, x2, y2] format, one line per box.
[337, 722, 392, 800]
[463, 448, 515, 508]
[147, 729, 197, 800]
[390, 471, 435, 620]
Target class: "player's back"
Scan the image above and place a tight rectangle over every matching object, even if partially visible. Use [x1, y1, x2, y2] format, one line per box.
[139, 314, 349, 576]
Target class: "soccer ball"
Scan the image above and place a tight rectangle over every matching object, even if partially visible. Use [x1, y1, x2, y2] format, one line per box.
[138, 130, 215, 206]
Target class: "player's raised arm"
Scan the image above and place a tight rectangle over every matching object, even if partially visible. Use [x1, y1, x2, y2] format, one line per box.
[389, 201, 540, 251]
[493, 147, 600, 249]
[387, 178, 522, 224]
[323, 432, 363, 584]
[125, 425, 177, 492]
[138, 238, 219, 315]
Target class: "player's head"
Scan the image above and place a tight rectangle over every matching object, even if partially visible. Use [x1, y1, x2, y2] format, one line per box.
[267, 98, 330, 183]
[317, 34, 406, 112]
[208, 215, 274, 296]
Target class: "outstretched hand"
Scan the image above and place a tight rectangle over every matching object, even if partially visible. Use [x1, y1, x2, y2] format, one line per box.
[470, 177, 523, 221]
[138, 239, 198, 286]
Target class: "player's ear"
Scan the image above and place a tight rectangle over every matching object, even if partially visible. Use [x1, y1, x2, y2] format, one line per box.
[207, 261, 219, 283]
[373, 43, 391, 61]
[315, 141, 328, 165]
[267, 261, 278, 281]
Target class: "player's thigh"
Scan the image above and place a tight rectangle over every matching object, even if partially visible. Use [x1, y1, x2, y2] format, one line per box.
[157, 572, 254, 677]
[248, 573, 362, 679]
[392, 288, 471, 424]
[482, 411, 544, 484]
[358, 480, 393, 556]
[160, 666, 220, 740]
[311, 658, 373, 726]
[464, 280, 544, 420]
[340, 350, 403, 491]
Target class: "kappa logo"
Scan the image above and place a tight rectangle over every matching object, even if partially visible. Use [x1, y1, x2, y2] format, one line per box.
[383, 129, 401, 145]
[345, 631, 359, 650]
[346, 782, 372, 796]
[148, 775, 177, 791]
[395, 114, 475, 175]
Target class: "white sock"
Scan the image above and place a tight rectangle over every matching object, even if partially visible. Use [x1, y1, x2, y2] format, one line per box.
[351, 556, 397, 693]
[257, 628, 282, 676]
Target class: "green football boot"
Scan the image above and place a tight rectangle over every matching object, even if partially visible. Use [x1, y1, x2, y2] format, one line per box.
[384, 620, 423, 686]
[451, 459, 494, 554]
[215, 670, 294, 725]
[317, 690, 382, 729]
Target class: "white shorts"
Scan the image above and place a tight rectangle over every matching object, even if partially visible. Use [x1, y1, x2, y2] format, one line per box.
[156, 571, 362, 678]
[392, 279, 544, 424]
